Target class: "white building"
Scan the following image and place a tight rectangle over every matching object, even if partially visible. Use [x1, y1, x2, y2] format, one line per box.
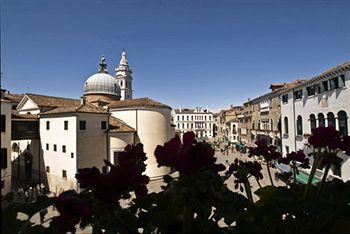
[4, 51, 174, 192]
[280, 61, 350, 181]
[227, 119, 239, 143]
[172, 107, 214, 139]
[1, 96, 12, 195]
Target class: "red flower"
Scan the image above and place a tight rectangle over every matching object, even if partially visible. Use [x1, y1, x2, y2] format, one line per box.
[249, 139, 282, 162]
[76, 144, 149, 202]
[155, 132, 225, 175]
[308, 126, 342, 149]
[53, 190, 92, 233]
[279, 150, 310, 169]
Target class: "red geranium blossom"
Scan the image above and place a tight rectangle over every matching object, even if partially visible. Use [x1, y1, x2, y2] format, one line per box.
[154, 132, 225, 175]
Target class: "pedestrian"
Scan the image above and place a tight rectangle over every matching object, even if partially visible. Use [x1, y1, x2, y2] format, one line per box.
[41, 183, 46, 195]
[39, 208, 48, 223]
[24, 190, 29, 202]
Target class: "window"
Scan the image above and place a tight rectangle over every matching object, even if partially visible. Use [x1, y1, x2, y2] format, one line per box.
[46, 121, 50, 130]
[46, 166, 50, 173]
[296, 116, 303, 136]
[62, 145, 66, 153]
[317, 83, 324, 93]
[282, 94, 288, 103]
[1, 148, 7, 169]
[62, 170, 67, 179]
[46, 143, 49, 150]
[71, 153, 74, 158]
[101, 121, 107, 130]
[64, 121, 68, 130]
[54, 144, 57, 152]
[294, 90, 303, 100]
[1, 180, 4, 189]
[322, 80, 329, 92]
[339, 75, 345, 88]
[310, 114, 316, 131]
[284, 117, 289, 134]
[1, 115, 5, 132]
[252, 121, 255, 130]
[79, 121, 86, 130]
[327, 112, 335, 127]
[306, 86, 316, 96]
[329, 77, 339, 90]
[187, 116, 189, 121]
[318, 113, 325, 127]
[285, 146, 290, 154]
[177, 116, 179, 121]
[338, 111, 348, 136]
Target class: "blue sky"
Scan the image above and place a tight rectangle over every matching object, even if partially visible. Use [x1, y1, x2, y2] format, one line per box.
[1, 0, 349, 111]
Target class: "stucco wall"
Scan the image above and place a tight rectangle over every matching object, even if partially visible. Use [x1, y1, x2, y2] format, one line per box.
[280, 70, 350, 181]
[111, 107, 173, 178]
[1, 102, 12, 195]
[40, 115, 77, 192]
[109, 132, 134, 164]
[76, 113, 108, 170]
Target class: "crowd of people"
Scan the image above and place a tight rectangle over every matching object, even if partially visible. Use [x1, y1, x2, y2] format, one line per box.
[17, 183, 47, 203]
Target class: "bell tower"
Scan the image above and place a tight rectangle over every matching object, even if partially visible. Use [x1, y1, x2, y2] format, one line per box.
[115, 50, 133, 100]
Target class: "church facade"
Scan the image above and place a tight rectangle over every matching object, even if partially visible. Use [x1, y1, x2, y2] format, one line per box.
[2, 51, 174, 193]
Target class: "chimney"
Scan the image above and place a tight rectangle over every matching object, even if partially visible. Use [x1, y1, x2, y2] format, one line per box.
[179, 105, 182, 112]
[80, 96, 86, 105]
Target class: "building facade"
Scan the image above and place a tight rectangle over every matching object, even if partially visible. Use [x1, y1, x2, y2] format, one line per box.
[172, 107, 214, 140]
[280, 61, 350, 181]
[1, 97, 12, 195]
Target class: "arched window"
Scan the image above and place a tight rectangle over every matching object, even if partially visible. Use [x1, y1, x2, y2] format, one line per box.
[327, 112, 335, 127]
[318, 113, 325, 127]
[338, 111, 348, 136]
[120, 81, 123, 87]
[284, 117, 289, 134]
[310, 114, 316, 131]
[252, 121, 255, 130]
[296, 115, 303, 136]
[205, 116, 207, 121]
[182, 116, 184, 121]
[187, 116, 189, 121]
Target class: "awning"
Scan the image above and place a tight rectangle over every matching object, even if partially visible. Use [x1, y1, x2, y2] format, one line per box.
[275, 163, 291, 173]
[294, 170, 320, 184]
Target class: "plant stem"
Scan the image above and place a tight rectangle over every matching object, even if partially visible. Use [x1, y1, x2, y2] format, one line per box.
[255, 177, 262, 188]
[303, 150, 321, 199]
[316, 164, 330, 200]
[244, 181, 254, 205]
[266, 163, 274, 186]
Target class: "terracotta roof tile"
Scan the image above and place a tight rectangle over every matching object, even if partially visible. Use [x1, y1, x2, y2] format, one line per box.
[11, 110, 38, 119]
[108, 98, 171, 109]
[2, 92, 24, 103]
[40, 103, 107, 115]
[26, 93, 80, 108]
[109, 116, 135, 133]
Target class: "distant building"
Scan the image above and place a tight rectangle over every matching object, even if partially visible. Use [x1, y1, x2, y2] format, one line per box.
[172, 107, 214, 139]
[237, 100, 253, 148]
[250, 79, 306, 152]
[280, 61, 350, 181]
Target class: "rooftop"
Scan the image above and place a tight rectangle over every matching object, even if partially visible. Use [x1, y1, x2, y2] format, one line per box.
[108, 97, 171, 109]
[11, 110, 38, 119]
[25, 93, 80, 108]
[109, 116, 135, 133]
[40, 103, 107, 115]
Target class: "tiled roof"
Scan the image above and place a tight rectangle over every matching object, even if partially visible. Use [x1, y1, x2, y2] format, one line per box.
[11, 110, 38, 119]
[26, 93, 80, 108]
[109, 116, 135, 133]
[2, 92, 24, 103]
[40, 103, 108, 115]
[108, 97, 171, 109]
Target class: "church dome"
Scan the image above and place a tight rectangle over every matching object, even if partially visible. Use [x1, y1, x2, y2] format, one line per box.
[83, 56, 121, 97]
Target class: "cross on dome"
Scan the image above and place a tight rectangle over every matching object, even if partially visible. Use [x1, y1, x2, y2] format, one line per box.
[98, 55, 108, 73]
